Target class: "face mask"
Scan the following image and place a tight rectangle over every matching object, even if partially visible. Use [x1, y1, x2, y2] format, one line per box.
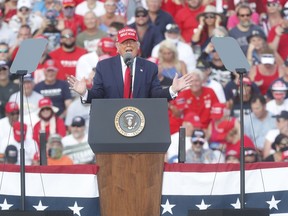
[261, 54, 275, 64]
[166, 37, 179, 44]
[48, 147, 62, 159]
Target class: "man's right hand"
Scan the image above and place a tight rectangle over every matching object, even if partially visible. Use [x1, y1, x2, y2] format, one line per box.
[67, 75, 87, 96]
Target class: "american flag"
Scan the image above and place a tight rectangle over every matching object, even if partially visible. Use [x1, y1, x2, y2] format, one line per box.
[0, 165, 100, 216]
[161, 162, 288, 216]
[1, 163, 288, 216]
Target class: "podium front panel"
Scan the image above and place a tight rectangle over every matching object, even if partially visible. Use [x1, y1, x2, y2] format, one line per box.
[88, 98, 171, 153]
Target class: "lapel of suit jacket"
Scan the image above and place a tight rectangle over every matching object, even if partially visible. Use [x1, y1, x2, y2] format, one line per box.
[133, 57, 145, 98]
[112, 55, 124, 98]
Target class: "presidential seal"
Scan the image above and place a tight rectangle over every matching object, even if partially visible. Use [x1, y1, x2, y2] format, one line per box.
[115, 106, 145, 137]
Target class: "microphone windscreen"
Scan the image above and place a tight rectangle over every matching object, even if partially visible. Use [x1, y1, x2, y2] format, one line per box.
[123, 52, 134, 66]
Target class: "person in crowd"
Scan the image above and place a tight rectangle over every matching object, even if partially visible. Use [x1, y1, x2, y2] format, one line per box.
[225, 147, 240, 163]
[267, 5, 288, 62]
[4, 0, 18, 23]
[175, 0, 205, 43]
[167, 111, 203, 162]
[192, 5, 223, 49]
[226, 0, 260, 30]
[198, 41, 233, 88]
[228, 3, 265, 55]
[34, 9, 61, 52]
[224, 76, 261, 118]
[1, 121, 38, 165]
[0, 43, 11, 64]
[57, 0, 85, 36]
[206, 103, 239, 152]
[185, 129, 223, 163]
[0, 61, 18, 119]
[129, 6, 164, 58]
[49, 28, 87, 80]
[196, 59, 226, 103]
[266, 80, 288, 115]
[160, 0, 184, 17]
[33, 97, 66, 148]
[0, 6, 17, 47]
[99, 0, 126, 33]
[9, 0, 43, 34]
[266, 57, 288, 100]
[264, 133, 288, 161]
[46, 133, 73, 165]
[169, 69, 219, 130]
[246, 29, 268, 65]
[146, 0, 175, 37]
[243, 94, 277, 154]
[249, 46, 283, 95]
[75, 0, 105, 17]
[157, 40, 187, 81]
[68, 26, 193, 101]
[34, 59, 72, 118]
[260, 0, 283, 36]
[76, 11, 107, 52]
[244, 147, 261, 163]
[262, 110, 288, 158]
[62, 116, 95, 164]
[4, 145, 18, 164]
[151, 23, 196, 72]
[107, 21, 124, 42]
[32, 0, 62, 17]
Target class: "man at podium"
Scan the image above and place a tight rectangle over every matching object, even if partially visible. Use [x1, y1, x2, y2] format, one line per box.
[67, 27, 192, 101]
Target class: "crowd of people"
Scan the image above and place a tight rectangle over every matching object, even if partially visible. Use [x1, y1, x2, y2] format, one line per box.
[0, 0, 288, 165]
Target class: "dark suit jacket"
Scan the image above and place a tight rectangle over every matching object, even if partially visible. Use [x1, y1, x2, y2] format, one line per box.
[86, 55, 171, 102]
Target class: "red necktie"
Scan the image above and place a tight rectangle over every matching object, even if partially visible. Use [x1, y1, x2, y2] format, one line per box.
[123, 66, 132, 98]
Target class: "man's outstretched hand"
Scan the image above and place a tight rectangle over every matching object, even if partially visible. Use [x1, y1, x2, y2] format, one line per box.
[171, 73, 193, 93]
[67, 75, 87, 96]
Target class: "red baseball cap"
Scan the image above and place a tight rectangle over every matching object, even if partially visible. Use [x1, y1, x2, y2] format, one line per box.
[210, 103, 227, 120]
[117, 27, 138, 43]
[62, 0, 76, 7]
[5, 102, 19, 113]
[217, 119, 236, 140]
[98, 37, 117, 55]
[44, 59, 59, 71]
[13, 121, 27, 142]
[38, 98, 59, 113]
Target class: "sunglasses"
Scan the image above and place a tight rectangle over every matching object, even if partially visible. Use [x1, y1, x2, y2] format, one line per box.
[267, 2, 278, 7]
[61, 34, 74, 39]
[205, 14, 216, 19]
[193, 141, 204, 145]
[10, 112, 19, 116]
[0, 49, 8, 53]
[238, 13, 251, 18]
[136, 14, 148, 18]
[19, 7, 29, 12]
[41, 107, 52, 112]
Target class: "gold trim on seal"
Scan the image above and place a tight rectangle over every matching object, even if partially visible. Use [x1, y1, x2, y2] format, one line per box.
[115, 106, 145, 137]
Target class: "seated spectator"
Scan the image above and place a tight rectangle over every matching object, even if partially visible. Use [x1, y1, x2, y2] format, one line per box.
[4, 0, 17, 23]
[33, 98, 66, 148]
[264, 133, 288, 161]
[4, 145, 18, 164]
[244, 147, 261, 163]
[129, 6, 164, 58]
[260, 110, 288, 158]
[46, 133, 73, 165]
[224, 76, 261, 118]
[192, 5, 223, 49]
[225, 147, 240, 163]
[151, 23, 196, 72]
[9, 0, 43, 35]
[185, 129, 223, 163]
[157, 40, 187, 80]
[99, 0, 126, 33]
[167, 112, 203, 163]
[0, 121, 38, 165]
[34, 59, 72, 118]
[0, 61, 19, 119]
[76, 11, 107, 52]
[244, 94, 277, 154]
[75, 0, 105, 17]
[249, 47, 283, 95]
[169, 69, 219, 130]
[57, 0, 85, 36]
[246, 29, 268, 66]
[266, 80, 288, 115]
[62, 116, 95, 164]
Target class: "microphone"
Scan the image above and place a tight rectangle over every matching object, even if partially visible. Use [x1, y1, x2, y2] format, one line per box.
[123, 52, 134, 68]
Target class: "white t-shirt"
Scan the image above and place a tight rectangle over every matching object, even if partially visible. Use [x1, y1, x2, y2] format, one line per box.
[75, 1, 105, 17]
[266, 99, 288, 115]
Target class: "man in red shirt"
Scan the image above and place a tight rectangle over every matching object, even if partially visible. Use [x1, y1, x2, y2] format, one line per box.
[49, 28, 87, 80]
[169, 68, 219, 130]
[175, 0, 205, 43]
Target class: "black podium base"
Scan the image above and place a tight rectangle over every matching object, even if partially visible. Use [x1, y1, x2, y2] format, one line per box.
[188, 209, 269, 216]
[0, 211, 73, 216]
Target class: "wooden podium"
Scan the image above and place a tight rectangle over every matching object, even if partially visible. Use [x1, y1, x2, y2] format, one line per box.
[88, 99, 171, 216]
